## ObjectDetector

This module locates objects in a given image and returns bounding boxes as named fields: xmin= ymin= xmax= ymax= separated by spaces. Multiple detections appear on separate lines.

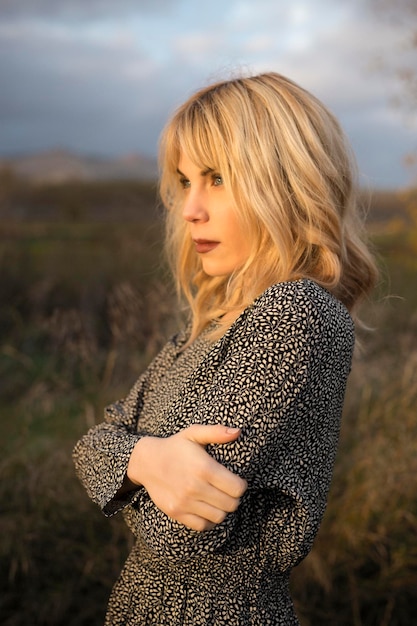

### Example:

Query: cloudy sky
xmin=0 ymin=0 xmax=415 ymax=188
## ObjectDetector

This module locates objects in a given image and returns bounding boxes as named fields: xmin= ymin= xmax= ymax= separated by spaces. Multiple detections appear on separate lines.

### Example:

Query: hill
xmin=0 ymin=149 xmax=158 ymax=183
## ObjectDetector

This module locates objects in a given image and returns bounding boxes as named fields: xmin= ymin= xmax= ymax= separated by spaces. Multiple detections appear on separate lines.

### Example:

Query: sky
xmin=0 ymin=0 xmax=416 ymax=189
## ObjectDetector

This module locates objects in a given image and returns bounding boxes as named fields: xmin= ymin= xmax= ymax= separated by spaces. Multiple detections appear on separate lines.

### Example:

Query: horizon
xmin=0 ymin=1 xmax=416 ymax=190
xmin=1 ymin=147 xmax=413 ymax=192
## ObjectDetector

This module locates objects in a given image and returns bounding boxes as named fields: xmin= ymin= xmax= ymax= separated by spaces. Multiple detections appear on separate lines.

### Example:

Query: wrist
xmin=126 ymin=436 xmax=153 ymax=487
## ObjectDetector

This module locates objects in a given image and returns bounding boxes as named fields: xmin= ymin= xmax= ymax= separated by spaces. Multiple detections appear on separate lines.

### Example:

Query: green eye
xmin=212 ymin=174 xmax=223 ymax=186
xmin=180 ymin=177 xmax=190 ymax=189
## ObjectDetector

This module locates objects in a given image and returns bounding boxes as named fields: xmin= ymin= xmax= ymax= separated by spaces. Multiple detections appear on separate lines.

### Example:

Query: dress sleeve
xmin=72 ymin=335 xmax=182 ymax=515
xmin=123 ymin=283 xmax=354 ymax=568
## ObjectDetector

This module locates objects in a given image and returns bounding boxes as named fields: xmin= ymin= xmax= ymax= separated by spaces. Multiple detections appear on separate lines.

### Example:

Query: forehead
xmin=177 ymin=151 xmax=205 ymax=172
xmin=176 ymin=146 xmax=217 ymax=175
xmin=171 ymin=117 xmax=220 ymax=170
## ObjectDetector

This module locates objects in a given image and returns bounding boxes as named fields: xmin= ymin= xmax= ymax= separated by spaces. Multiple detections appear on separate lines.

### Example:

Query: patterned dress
xmin=73 ymin=279 xmax=355 ymax=625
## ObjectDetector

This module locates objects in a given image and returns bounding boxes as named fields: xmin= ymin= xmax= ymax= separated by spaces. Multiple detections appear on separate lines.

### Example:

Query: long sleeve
xmin=72 ymin=330 xmax=187 ymax=515
xmin=122 ymin=280 xmax=354 ymax=568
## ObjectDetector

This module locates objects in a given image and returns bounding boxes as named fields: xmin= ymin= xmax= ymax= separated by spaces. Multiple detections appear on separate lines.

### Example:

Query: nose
xmin=182 ymin=189 xmax=208 ymax=223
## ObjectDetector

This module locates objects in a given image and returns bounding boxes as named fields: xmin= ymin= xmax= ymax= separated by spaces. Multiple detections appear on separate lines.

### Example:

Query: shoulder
xmin=255 ymin=279 xmax=352 ymax=322
xmin=229 ymin=279 xmax=354 ymax=347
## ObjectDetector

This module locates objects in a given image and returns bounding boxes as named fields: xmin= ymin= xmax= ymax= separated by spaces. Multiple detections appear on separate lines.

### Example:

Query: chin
xmin=201 ymin=262 xmax=227 ymax=277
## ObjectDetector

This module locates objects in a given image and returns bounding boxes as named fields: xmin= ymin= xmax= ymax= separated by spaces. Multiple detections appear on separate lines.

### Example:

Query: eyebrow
xmin=176 ymin=167 xmax=214 ymax=177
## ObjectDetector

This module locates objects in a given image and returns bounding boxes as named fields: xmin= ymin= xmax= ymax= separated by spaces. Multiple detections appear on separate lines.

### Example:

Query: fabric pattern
xmin=73 ymin=279 xmax=355 ymax=625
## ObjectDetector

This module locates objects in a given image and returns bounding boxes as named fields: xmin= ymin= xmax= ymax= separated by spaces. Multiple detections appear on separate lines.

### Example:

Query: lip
xmin=193 ymin=239 xmax=219 ymax=254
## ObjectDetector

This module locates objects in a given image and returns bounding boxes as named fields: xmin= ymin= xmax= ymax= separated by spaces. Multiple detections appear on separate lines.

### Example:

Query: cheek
xmin=232 ymin=216 xmax=251 ymax=251
xmin=234 ymin=229 xmax=251 ymax=264
xmin=224 ymin=202 xmax=251 ymax=261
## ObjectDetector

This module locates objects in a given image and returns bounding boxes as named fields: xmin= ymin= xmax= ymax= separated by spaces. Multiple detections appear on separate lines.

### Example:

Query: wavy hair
xmin=159 ymin=72 xmax=378 ymax=344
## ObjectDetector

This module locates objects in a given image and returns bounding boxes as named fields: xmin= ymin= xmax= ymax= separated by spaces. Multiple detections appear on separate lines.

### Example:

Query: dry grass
xmin=1 ymin=184 xmax=416 ymax=625
xmin=292 ymin=348 xmax=417 ymax=625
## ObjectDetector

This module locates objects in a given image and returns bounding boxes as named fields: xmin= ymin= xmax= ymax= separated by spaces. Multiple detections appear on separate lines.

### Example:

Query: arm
xmin=73 ymin=330 xmax=247 ymax=519
xmin=125 ymin=425 xmax=248 ymax=530
xmin=122 ymin=282 xmax=354 ymax=564
xmin=73 ymin=334 xmax=182 ymax=514
xmin=72 ymin=376 xmax=147 ymax=514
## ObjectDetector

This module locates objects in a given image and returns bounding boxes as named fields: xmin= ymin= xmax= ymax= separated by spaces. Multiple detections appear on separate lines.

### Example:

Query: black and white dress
xmin=73 ymin=279 xmax=355 ymax=625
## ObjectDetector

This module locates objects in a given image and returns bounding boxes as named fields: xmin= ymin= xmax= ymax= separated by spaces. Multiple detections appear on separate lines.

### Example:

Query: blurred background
xmin=0 ymin=1 xmax=416 ymax=625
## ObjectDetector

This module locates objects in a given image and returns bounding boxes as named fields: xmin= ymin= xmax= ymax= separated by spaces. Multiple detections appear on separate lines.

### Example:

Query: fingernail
xmin=226 ymin=427 xmax=240 ymax=434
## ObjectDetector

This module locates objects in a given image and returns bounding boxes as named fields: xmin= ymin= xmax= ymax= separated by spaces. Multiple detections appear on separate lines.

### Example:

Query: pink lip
xmin=193 ymin=239 xmax=219 ymax=254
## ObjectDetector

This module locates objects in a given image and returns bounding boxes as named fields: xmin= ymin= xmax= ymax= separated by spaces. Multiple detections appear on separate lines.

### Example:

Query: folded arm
xmin=123 ymin=286 xmax=353 ymax=564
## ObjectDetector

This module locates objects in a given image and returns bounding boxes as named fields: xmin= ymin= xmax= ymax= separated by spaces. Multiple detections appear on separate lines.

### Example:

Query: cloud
xmin=0 ymin=0 xmax=413 ymax=186
xmin=0 ymin=0 xmax=178 ymax=20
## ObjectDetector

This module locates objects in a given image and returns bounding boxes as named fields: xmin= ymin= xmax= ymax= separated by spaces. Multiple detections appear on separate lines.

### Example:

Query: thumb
xmin=185 ymin=424 xmax=241 ymax=446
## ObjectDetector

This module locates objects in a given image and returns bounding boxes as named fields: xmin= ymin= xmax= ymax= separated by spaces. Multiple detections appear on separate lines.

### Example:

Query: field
xmin=0 ymin=178 xmax=416 ymax=625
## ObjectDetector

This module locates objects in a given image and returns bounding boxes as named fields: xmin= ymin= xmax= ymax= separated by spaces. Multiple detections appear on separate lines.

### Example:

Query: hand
xmin=127 ymin=424 xmax=248 ymax=531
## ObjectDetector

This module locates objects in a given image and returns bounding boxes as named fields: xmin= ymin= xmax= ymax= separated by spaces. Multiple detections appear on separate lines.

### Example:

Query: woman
xmin=73 ymin=72 xmax=377 ymax=625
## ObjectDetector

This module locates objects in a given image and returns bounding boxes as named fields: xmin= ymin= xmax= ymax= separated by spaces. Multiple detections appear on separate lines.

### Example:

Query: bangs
xmin=163 ymin=97 xmax=228 ymax=176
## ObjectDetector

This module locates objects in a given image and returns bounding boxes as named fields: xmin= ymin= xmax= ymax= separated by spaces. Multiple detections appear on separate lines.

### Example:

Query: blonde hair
xmin=159 ymin=72 xmax=378 ymax=344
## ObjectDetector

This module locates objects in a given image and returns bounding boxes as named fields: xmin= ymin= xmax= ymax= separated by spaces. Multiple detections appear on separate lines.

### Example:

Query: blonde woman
xmin=73 ymin=72 xmax=377 ymax=625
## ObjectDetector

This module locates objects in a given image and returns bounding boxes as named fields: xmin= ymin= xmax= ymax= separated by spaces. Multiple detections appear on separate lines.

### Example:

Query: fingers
xmin=134 ymin=427 xmax=248 ymax=532
xmin=161 ymin=459 xmax=245 ymax=529
xmin=185 ymin=423 xmax=241 ymax=446
xmin=201 ymin=482 xmax=244 ymax=515
xmin=168 ymin=489 xmax=239 ymax=531
xmin=175 ymin=513 xmax=216 ymax=532
xmin=185 ymin=500 xmax=231 ymax=528
xmin=206 ymin=459 xmax=248 ymax=500
xmin=183 ymin=427 xmax=248 ymax=500
xmin=164 ymin=465 xmax=243 ymax=516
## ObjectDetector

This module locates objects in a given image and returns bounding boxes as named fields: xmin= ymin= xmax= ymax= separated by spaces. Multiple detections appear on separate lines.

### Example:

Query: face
xmin=177 ymin=152 xmax=251 ymax=277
